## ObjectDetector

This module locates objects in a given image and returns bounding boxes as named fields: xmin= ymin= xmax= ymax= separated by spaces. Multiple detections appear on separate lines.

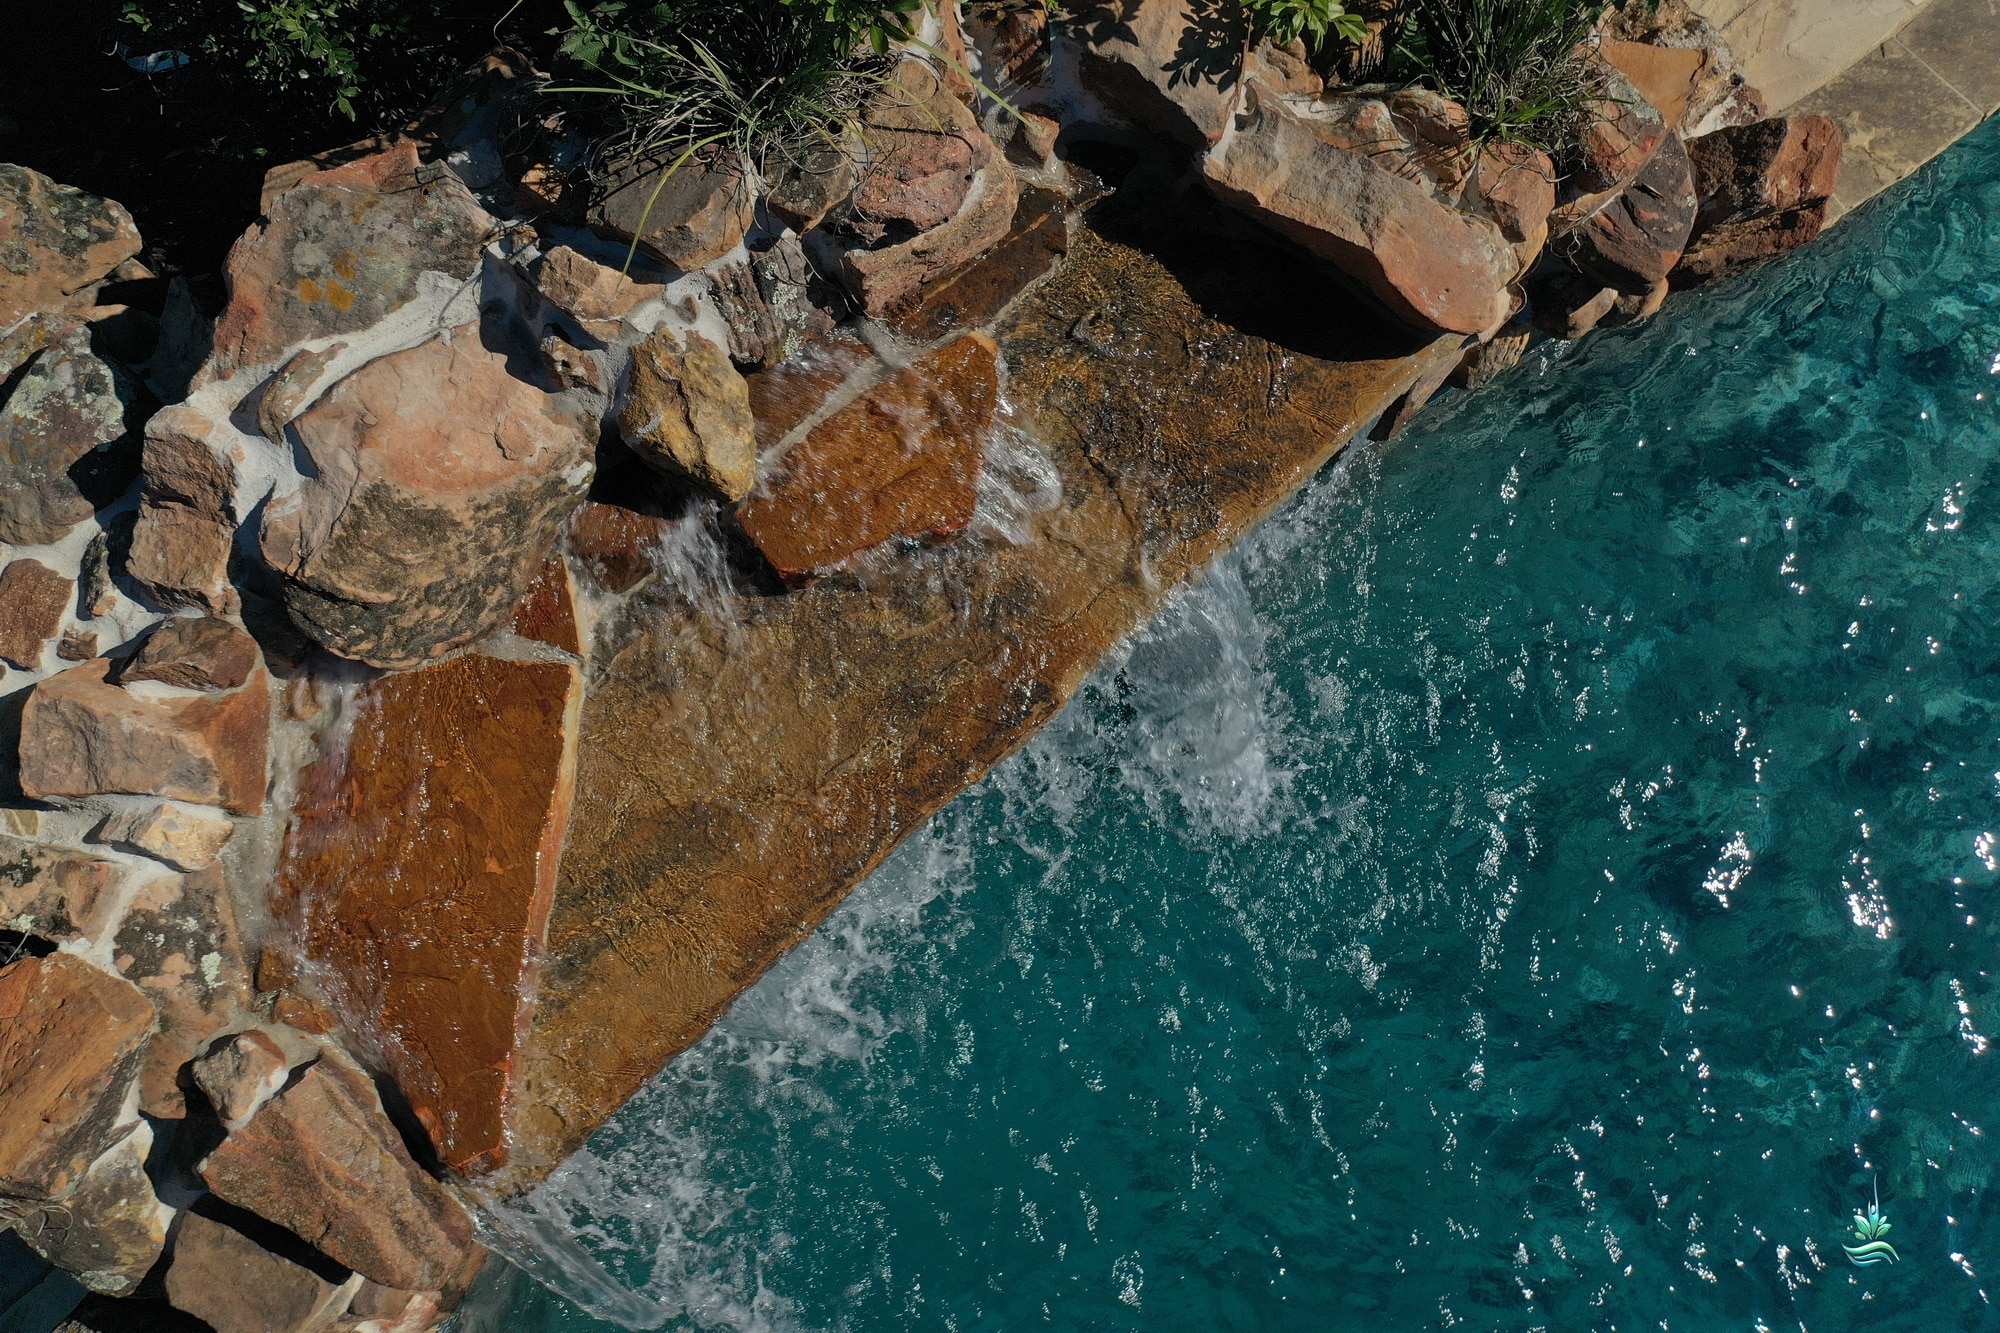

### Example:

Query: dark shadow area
xmin=1070 ymin=141 xmax=1435 ymax=364
xmin=0 ymin=2 xmax=568 ymax=282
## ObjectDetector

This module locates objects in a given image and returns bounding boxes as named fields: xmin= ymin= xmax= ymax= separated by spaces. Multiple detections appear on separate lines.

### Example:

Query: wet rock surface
xmin=257 ymin=321 xmax=596 ymax=669
xmin=0 ymin=952 xmax=154 ymax=1201
xmin=497 ymin=198 xmax=1448 ymax=1187
xmin=738 ymin=332 xmax=1000 ymax=585
xmin=198 ymin=1059 xmax=476 ymax=1289
xmin=272 ymin=645 xmax=581 ymax=1175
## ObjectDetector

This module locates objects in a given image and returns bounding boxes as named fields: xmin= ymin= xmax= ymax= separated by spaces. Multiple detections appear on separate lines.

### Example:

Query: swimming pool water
xmin=464 ymin=116 xmax=2000 ymax=1333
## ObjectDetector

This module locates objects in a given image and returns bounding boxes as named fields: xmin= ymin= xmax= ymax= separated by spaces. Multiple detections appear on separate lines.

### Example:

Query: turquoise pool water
xmin=465 ymin=116 xmax=2000 ymax=1333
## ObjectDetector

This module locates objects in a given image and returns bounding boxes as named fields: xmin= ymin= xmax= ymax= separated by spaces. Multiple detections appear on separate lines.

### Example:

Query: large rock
xmin=164 ymin=1211 xmax=355 ymax=1333
xmin=588 ymin=149 xmax=753 ymax=273
xmin=533 ymin=245 xmax=665 ymax=339
xmin=1557 ymin=129 xmax=1698 ymax=293
xmin=617 ymin=326 xmax=756 ymax=501
xmin=17 ymin=1124 xmax=171 ymax=1296
xmin=191 ymin=1029 xmax=292 ymax=1130
xmin=198 ymin=1059 xmax=477 ymax=1289
xmin=200 ymin=141 xmax=496 ymax=385
xmin=18 ymin=654 xmax=271 ymax=815
xmin=0 ymin=835 xmax=122 ymax=944
xmin=0 ymin=558 xmax=73 ymax=669
xmin=1203 ymin=92 xmax=1517 ymax=335
xmin=565 ymin=500 xmax=670 ymax=596
xmin=114 ymin=822 xmax=208 ymax=913
xmin=835 ymin=60 xmax=1019 ymax=318
xmin=118 ymin=616 xmax=261 ymax=692
xmin=706 ymin=234 xmax=841 ymax=369
xmin=967 ymin=0 xmax=1052 ymax=88
xmin=1674 ymin=115 xmax=1841 ymax=288
xmin=113 ymin=864 xmax=252 ymax=1117
xmin=126 ymin=406 xmax=241 ymax=616
xmin=0 ymin=321 xmax=146 ymax=547
xmin=1560 ymin=65 xmax=1669 ymax=220
xmin=496 ymin=201 xmax=1454 ymax=1191
xmin=882 ymin=184 xmax=1069 ymax=342
xmin=0 ymin=165 xmax=142 ymax=330
xmin=269 ymin=647 xmax=581 ymax=1175
xmin=257 ymin=321 xmax=597 ymax=670
xmin=0 ymin=952 xmax=154 ymax=1201
xmin=737 ymin=332 xmax=999 ymax=585
xmin=1600 ymin=0 xmax=1765 ymax=135
xmin=1069 ymin=0 xmax=1247 ymax=148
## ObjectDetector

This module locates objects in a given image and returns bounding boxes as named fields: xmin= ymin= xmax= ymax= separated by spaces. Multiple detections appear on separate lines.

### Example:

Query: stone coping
xmin=1780 ymin=0 xmax=2000 ymax=220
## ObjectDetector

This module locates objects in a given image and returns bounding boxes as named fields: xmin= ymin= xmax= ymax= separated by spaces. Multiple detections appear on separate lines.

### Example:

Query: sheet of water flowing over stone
xmin=464 ymin=117 xmax=2000 ymax=1332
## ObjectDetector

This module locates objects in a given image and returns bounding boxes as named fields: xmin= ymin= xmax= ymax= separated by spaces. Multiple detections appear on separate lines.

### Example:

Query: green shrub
xmin=552 ymin=0 xmax=951 ymax=180
xmin=117 ymin=0 xmax=525 ymax=126
xmin=1243 ymin=0 xmax=1369 ymax=51
xmin=1383 ymin=0 xmax=1610 ymax=152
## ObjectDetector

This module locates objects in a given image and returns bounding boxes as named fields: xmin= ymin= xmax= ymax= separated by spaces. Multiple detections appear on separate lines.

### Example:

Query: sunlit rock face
xmin=493 ymin=195 xmax=1450 ymax=1191
xmin=197 ymin=140 xmax=494 ymax=387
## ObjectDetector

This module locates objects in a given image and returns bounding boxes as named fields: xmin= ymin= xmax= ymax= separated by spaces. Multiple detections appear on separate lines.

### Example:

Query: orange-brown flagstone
xmin=271 ymin=642 xmax=582 ymax=1175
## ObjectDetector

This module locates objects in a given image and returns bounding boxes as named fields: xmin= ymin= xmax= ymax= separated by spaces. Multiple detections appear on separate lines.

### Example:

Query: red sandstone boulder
xmin=257 ymin=321 xmax=597 ymax=670
xmin=1557 ymin=129 xmax=1698 ymax=293
xmin=835 ymin=60 xmax=1020 ymax=318
xmin=745 ymin=331 xmax=878 ymax=454
xmin=0 ymin=320 xmax=145 ymax=547
xmin=1467 ymin=142 xmax=1557 ymax=266
xmin=566 ymin=501 xmax=670 ymax=595
xmin=165 ymin=1210 xmax=356 ymax=1333
xmin=589 ymin=148 xmax=753 ymax=273
xmin=1070 ymin=0 xmax=1245 ymax=148
xmin=0 ymin=834 xmax=122 ymax=944
xmin=127 ymin=406 xmax=242 ymax=616
xmin=270 ymin=647 xmax=581 ymax=1175
xmin=1674 ymin=116 xmax=1841 ymax=288
xmin=120 ymin=615 xmax=262 ymax=692
xmin=199 ymin=1059 xmax=478 ymax=1289
xmin=92 ymin=800 xmax=235 ymax=871
xmin=738 ymin=332 xmax=999 ymax=585
xmin=115 ymin=864 xmax=253 ymax=1117
xmin=17 ymin=1124 xmax=171 ymax=1295
xmin=618 ymin=325 xmax=757 ymax=501
xmin=0 ymin=558 xmax=73 ymax=669
xmin=967 ymin=0 xmax=1052 ymax=88
xmin=535 ymin=245 xmax=666 ymax=338
xmin=20 ymin=654 xmax=270 ymax=813
xmin=508 ymin=551 xmax=582 ymax=655
xmin=1203 ymin=91 xmax=1517 ymax=335
xmin=192 ymin=1029 xmax=294 ymax=1129
xmin=200 ymin=141 xmax=496 ymax=386
xmin=0 ymin=952 xmax=154 ymax=1201
xmin=1561 ymin=65 xmax=1669 ymax=220
xmin=0 ymin=165 xmax=142 ymax=330
xmin=882 ymin=184 xmax=1070 ymax=342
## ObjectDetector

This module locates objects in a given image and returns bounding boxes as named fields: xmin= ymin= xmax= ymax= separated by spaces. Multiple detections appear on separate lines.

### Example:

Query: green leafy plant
xmin=552 ymin=0 xmax=909 ymax=170
xmin=1381 ymin=0 xmax=1610 ymax=152
xmin=118 ymin=0 xmax=511 ymax=123
xmin=1244 ymin=0 xmax=1369 ymax=50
